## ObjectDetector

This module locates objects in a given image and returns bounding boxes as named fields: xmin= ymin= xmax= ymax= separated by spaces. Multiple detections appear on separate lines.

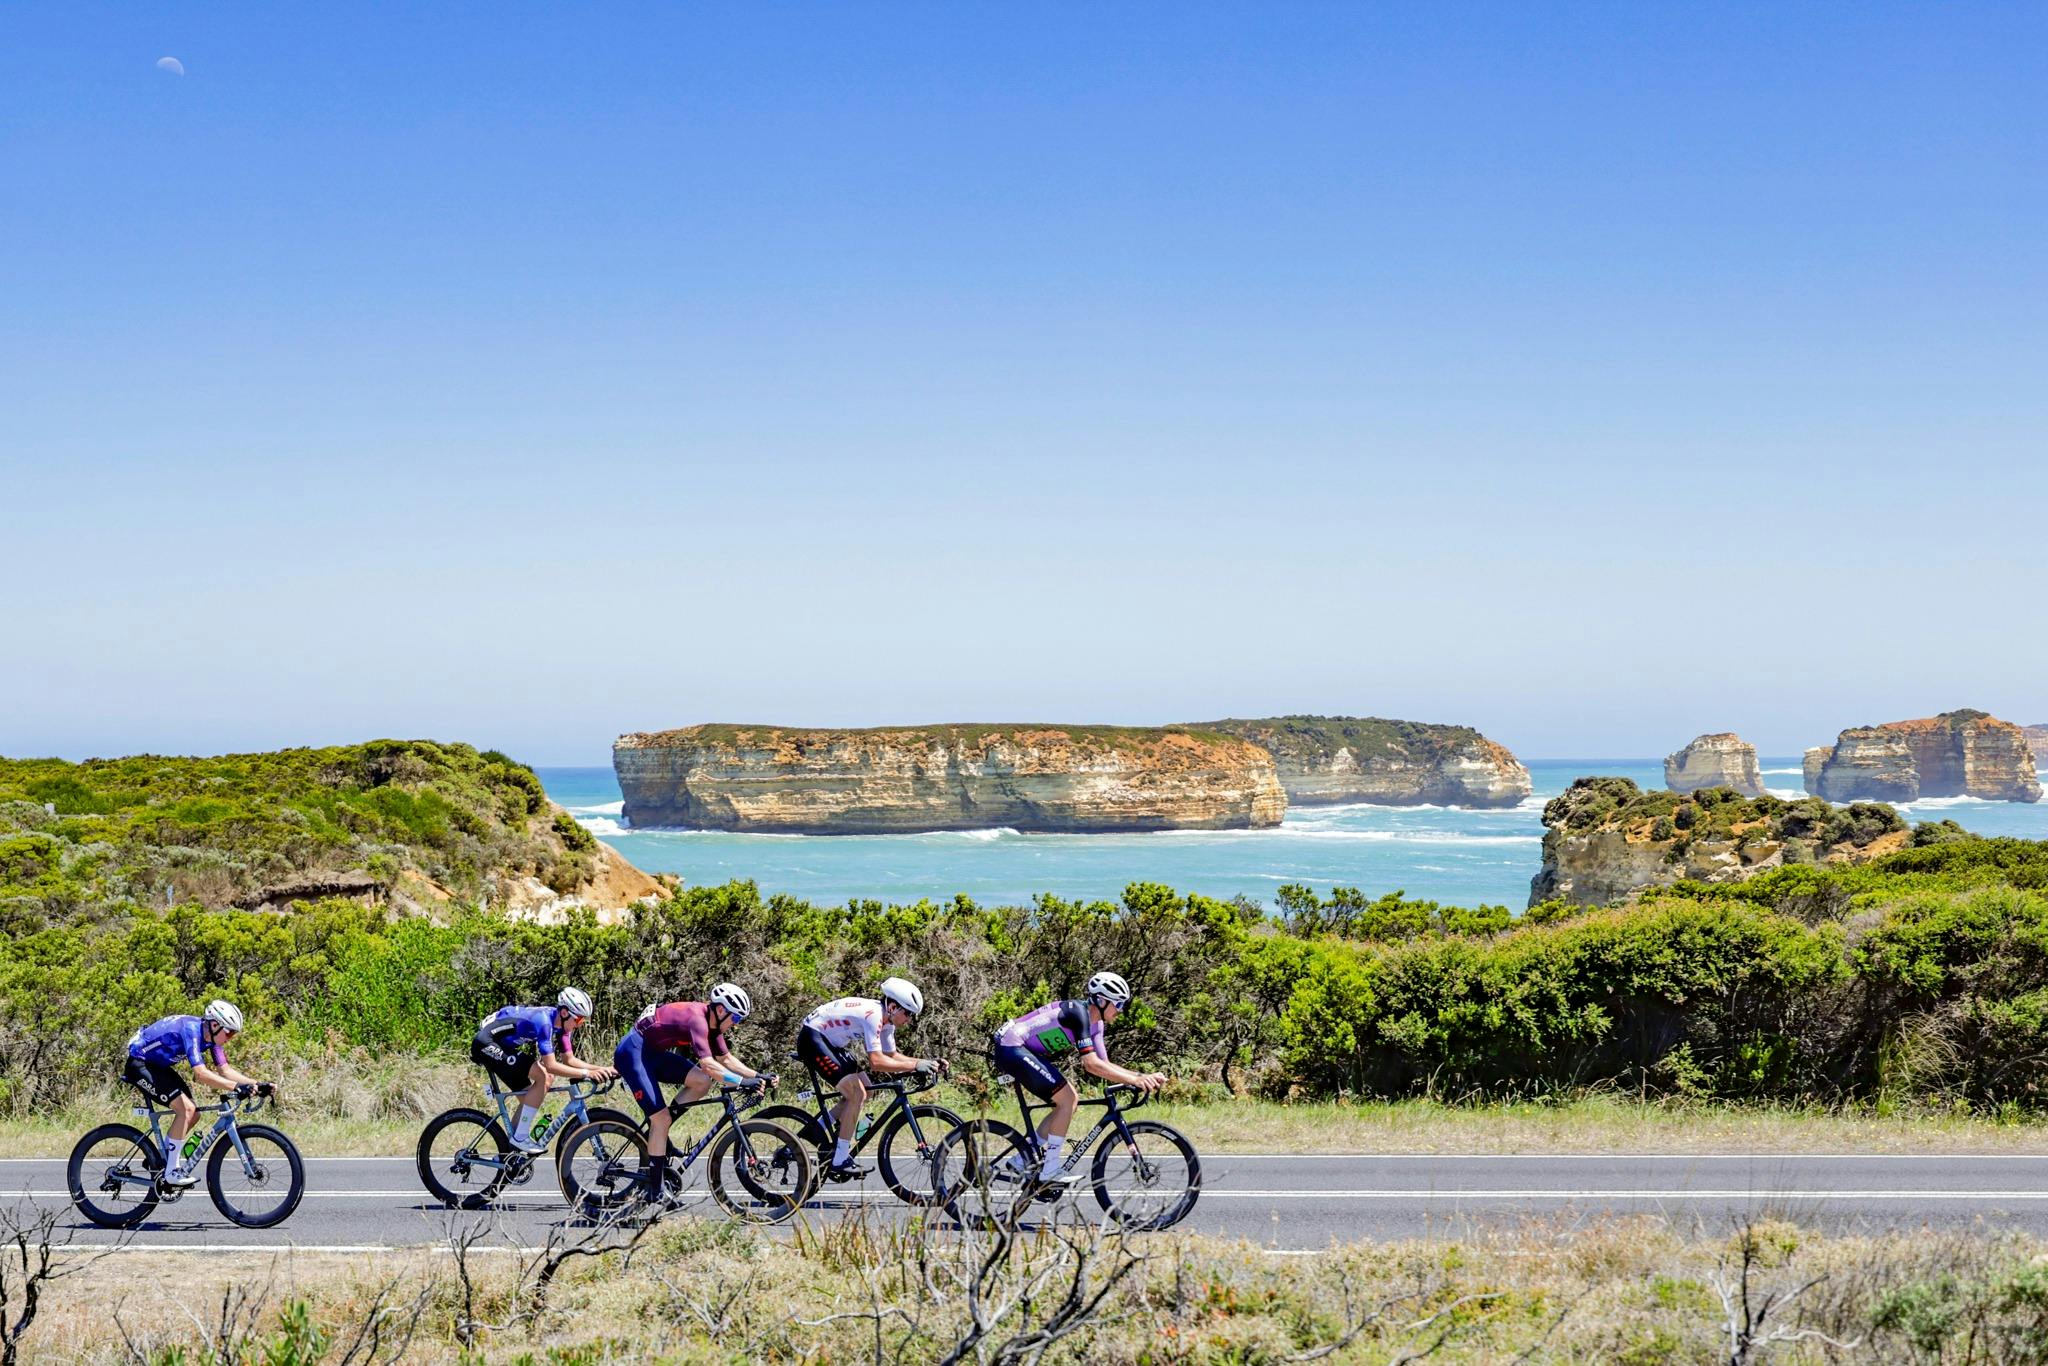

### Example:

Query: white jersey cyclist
xmin=801 ymin=997 xmax=898 ymax=1064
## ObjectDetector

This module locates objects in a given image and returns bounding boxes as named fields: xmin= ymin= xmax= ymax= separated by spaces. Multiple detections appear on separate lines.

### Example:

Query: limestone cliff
xmin=1805 ymin=710 xmax=2042 ymax=803
xmin=614 ymin=724 xmax=1286 ymax=835
xmin=1530 ymin=777 xmax=1907 ymax=908
xmin=1194 ymin=716 xmax=1531 ymax=808
xmin=2025 ymin=725 xmax=2048 ymax=768
xmin=1664 ymin=734 xmax=1764 ymax=798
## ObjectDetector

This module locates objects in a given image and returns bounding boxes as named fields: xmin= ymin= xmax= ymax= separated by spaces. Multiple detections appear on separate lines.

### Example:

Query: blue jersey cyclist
xmin=990 ymin=971 xmax=1166 ymax=1188
xmin=470 ymin=987 xmax=612 ymax=1154
xmin=125 ymin=1000 xmax=272 ymax=1188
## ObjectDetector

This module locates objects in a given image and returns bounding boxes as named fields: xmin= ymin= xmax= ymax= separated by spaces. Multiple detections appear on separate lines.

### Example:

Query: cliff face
xmin=615 ymin=725 xmax=1286 ymax=835
xmin=1530 ymin=777 xmax=1907 ymax=908
xmin=1805 ymin=710 xmax=2042 ymax=803
xmin=1664 ymin=733 xmax=1765 ymax=798
xmin=2025 ymin=726 xmax=2048 ymax=768
xmin=1194 ymin=716 xmax=1531 ymax=808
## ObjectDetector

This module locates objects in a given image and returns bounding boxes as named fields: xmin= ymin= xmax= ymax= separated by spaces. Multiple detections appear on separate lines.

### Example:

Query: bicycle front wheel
xmin=553 ymin=1105 xmax=637 ymax=1176
xmin=68 ymin=1124 xmax=161 ymax=1229
xmin=558 ymin=1117 xmax=649 ymax=1212
xmin=875 ymin=1103 xmax=963 ymax=1206
xmin=417 ymin=1108 xmax=512 ymax=1209
xmin=1091 ymin=1120 xmax=1201 ymax=1231
xmin=706 ymin=1120 xmax=810 ymax=1223
xmin=208 ymin=1124 xmax=305 ymax=1228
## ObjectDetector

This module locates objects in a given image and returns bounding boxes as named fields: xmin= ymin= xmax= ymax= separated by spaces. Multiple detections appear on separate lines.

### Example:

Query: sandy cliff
xmin=1805 ymin=710 xmax=2041 ymax=803
xmin=614 ymin=724 xmax=1286 ymax=834
xmin=1664 ymin=733 xmax=1765 ymax=798
xmin=1195 ymin=716 xmax=1531 ymax=808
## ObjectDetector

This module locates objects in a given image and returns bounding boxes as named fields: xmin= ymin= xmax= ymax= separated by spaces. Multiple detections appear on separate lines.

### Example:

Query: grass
xmin=8 ymin=1057 xmax=2048 ymax=1158
xmin=15 ymin=1214 xmax=2048 ymax=1362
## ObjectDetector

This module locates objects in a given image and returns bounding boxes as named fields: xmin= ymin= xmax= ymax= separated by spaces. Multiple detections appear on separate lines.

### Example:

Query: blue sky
xmin=4 ymin=4 xmax=2043 ymax=764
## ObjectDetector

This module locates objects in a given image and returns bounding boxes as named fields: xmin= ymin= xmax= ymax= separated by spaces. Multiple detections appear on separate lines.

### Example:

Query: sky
xmin=3 ymin=4 xmax=2044 ymax=765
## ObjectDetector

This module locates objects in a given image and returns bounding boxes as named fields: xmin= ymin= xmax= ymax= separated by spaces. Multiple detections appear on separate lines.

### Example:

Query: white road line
xmin=13 ymin=1188 xmax=2048 ymax=1202
xmin=7 ymin=1152 xmax=2048 ymax=1164
xmin=61 ymin=1244 xmax=553 ymax=1254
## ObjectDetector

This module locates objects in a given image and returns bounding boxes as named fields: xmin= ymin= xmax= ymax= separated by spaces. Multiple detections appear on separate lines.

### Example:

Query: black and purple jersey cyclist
xmin=987 ymin=971 xmax=1168 ymax=1185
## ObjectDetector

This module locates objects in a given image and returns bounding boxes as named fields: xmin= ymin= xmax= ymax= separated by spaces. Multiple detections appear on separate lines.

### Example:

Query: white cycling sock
xmin=833 ymin=1139 xmax=852 ymax=1165
xmin=513 ymin=1104 xmax=539 ymax=1142
xmin=1039 ymin=1136 xmax=1066 ymax=1177
xmin=162 ymin=1136 xmax=177 ymax=1167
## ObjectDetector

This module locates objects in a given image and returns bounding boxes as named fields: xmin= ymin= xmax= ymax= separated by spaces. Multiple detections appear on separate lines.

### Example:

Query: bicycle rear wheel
xmin=417 ymin=1108 xmax=513 ymax=1209
xmin=553 ymin=1105 xmax=636 ymax=1177
xmin=1091 ymin=1120 xmax=1200 ymax=1231
xmin=875 ymin=1103 xmax=963 ymax=1206
xmin=930 ymin=1118 xmax=1033 ymax=1229
xmin=208 ymin=1124 xmax=305 ymax=1228
xmin=706 ymin=1120 xmax=810 ymax=1223
xmin=68 ymin=1124 xmax=161 ymax=1229
xmin=558 ymin=1117 xmax=650 ymax=1212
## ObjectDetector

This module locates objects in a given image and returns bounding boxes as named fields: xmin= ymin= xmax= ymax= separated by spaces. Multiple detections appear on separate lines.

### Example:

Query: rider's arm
xmin=864 ymin=1049 xmax=921 ymax=1075
xmin=707 ymin=1052 xmax=759 ymax=1080
xmin=1079 ymin=1053 xmax=1165 ymax=1089
xmin=193 ymin=1060 xmax=262 ymax=1091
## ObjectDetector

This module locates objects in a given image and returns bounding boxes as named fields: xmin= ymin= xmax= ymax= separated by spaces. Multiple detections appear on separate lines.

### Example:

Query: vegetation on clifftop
xmin=1197 ymin=714 xmax=1504 ymax=764
xmin=618 ymin=722 xmax=1246 ymax=752
xmin=0 ymin=740 xmax=600 ymax=926
xmin=1543 ymin=775 xmax=1909 ymax=855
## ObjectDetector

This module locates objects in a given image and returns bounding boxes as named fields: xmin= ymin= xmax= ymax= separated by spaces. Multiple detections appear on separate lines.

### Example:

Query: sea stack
xmin=613 ymin=724 xmax=1286 ymax=834
xmin=1194 ymin=715 xmax=1531 ymax=808
xmin=1664 ymin=733 xmax=1765 ymax=798
xmin=1805 ymin=710 xmax=2042 ymax=804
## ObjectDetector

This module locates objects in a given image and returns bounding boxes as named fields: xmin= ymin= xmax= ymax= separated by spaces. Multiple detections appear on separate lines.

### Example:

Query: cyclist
xmin=471 ymin=987 xmax=606 ymax=1154
xmin=124 ymin=1000 xmax=272 ymax=1187
xmin=614 ymin=983 xmax=768 ymax=1200
xmin=989 ymin=971 xmax=1166 ymax=1189
xmin=797 ymin=977 xmax=947 ymax=1182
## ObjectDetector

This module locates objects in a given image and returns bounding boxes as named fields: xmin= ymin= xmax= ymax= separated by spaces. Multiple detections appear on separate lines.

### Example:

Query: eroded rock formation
xmin=1530 ymin=777 xmax=1907 ymax=907
xmin=1805 ymin=710 xmax=2042 ymax=803
xmin=614 ymin=725 xmax=1286 ymax=834
xmin=1664 ymin=733 xmax=1765 ymax=798
xmin=1194 ymin=716 xmax=1531 ymax=808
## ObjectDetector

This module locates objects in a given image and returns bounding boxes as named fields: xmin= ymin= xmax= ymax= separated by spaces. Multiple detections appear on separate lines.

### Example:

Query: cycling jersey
xmin=634 ymin=1001 xmax=726 ymax=1058
xmin=128 ymin=1016 xmax=225 ymax=1070
xmin=481 ymin=1005 xmax=561 ymax=1057
xmin=801 ymin=998 xmax=897 ymax=1056
xmin=995 ymin=1000 xmax=1104 ymax=1063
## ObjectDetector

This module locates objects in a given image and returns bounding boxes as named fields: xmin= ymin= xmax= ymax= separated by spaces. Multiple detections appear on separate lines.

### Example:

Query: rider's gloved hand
xmin=256 ymin=1082 xmax=276 ymax=1097
xmin=914 ymin=1059 xmax=939 ymax=1077
xmin=233 ymin=1083 xmax=255 ymax=1098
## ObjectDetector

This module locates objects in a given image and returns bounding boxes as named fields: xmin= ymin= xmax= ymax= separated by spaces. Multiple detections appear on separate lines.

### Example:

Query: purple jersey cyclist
xmin=123 ymin=1000 xmax=270 ymax=1188
xmin=612 ymin=984 xmax=770 ymax=1201
xmin=988 ymin=972 xmax=1167 ymax=1186
xmin=469 ymin=988 xmax=608 ymax=1155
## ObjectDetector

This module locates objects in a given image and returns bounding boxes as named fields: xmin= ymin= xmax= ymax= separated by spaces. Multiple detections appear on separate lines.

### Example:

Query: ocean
xmin=537 ymin=760 xmax=2048 ymax=911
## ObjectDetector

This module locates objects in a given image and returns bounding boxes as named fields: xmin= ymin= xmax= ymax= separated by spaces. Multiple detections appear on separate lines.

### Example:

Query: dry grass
xmin=9 ymin=1060 xmax=2048 ymax=1159
xmin=10 ymin=1211 xmax=2048 ymax=1363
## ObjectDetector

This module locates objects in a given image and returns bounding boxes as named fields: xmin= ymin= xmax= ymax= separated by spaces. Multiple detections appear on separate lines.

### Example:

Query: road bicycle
xmin=417 ymin=1076 xmax=636 ymax=1209
xmin=556 ymin=1080 xmax=811 ymax=1224
xmin=754 ymin=1052 xmax=963 ymax=1205
xmin=69 ymin=1085 xmax=304 ymax=1229
xmin=932 ymin=1074 xmax=1200 ymax=1232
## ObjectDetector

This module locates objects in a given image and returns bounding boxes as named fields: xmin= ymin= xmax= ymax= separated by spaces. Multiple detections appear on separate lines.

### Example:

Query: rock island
xmin=1193 ymin=715 xmax=1531 ymax=808
xmin=614 ymin=724 xmax=1286 ymax=834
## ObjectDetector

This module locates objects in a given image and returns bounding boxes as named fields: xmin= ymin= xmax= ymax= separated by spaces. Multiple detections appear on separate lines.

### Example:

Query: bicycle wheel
xmin=706 ymin=1120 xmax=810 ymax=1223
xmin=1091 ymin=1120 xmax=1201 ymax=1231
xmin=558 ymin=1117 xmax=650 ymax=1211
xmin=416 ymin=1108 xmax=513 ymax=1209
xmin=552 ymin=1105 xmax=636 ymax=1176
xmin=930 ymin=1117 xmax=1033 ymax=1229
xmin=875 ymin=1103 xmax=963 ymax=1206
xmin=208 ymin=1125 xmax=306 ymax=1228
xmin=68 ymin=1124 xmax=161 ymax=1229
xmin=752 ymin=1104 xmax=830 ymax=1199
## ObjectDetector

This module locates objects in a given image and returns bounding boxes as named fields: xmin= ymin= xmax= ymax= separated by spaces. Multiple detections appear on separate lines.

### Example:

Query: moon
xmin=156 ymin=56 xmax=185 ymax=76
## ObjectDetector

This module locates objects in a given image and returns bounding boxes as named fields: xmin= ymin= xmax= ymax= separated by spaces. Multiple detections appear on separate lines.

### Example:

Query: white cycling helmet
xmin=204 ymin=999 xmax=245 ymax=1033
xmin=558 ymin=987 xmax=593 ymax=1018
xmin=708 ymin=982 xmax=752 ymax=1021
xmin=878 ymin=977 xmax=924 ymax=1016
xmin=1085 ymin=972 xmax=1132 ymax=1008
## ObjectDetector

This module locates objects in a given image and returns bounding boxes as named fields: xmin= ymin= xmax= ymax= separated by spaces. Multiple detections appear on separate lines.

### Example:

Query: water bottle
xmin=181 ymin=1133 xmax=202 ymax=1162
xmin=532 ymin=1109 xmax=555 ymax=1142
xmin=853 ymin=1115 xmax=871 ymax=1142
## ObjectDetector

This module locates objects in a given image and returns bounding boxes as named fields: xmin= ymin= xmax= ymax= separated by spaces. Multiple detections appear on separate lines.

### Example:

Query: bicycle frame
xmin=460 ymin=1076 xmax=615 ymax=1176
xmin=1001 ymin=1076 xmax=1148 ymax=1166
xmin=660 ymin=1083 xmax=767 ymax=1171
xmin=121 ymin=1093 xmax=271 ymax=1191
xmin=791 ymin=1057 xmax=941 ymax=1157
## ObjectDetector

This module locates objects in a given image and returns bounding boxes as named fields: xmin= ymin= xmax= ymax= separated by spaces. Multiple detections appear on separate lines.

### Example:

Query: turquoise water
xmin=539 ymin=760 xmax=2048 ymax=911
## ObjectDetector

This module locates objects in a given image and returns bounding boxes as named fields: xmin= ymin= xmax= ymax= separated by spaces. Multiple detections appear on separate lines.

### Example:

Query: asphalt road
xmin=10 ymin=1154 xmax=2048 ymax=1253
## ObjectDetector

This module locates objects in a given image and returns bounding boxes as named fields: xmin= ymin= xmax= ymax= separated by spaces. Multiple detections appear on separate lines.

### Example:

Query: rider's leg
xmin=831 ymin=1074 xmax=868 ymax=1165
xmin=510 ymin=1055 xmax=548 ymax=1147
xmin=165 ymin=1091 xmax=197 ymax=1164
xmin=1036 ymin=1082 xmax=1078 ymax=1176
